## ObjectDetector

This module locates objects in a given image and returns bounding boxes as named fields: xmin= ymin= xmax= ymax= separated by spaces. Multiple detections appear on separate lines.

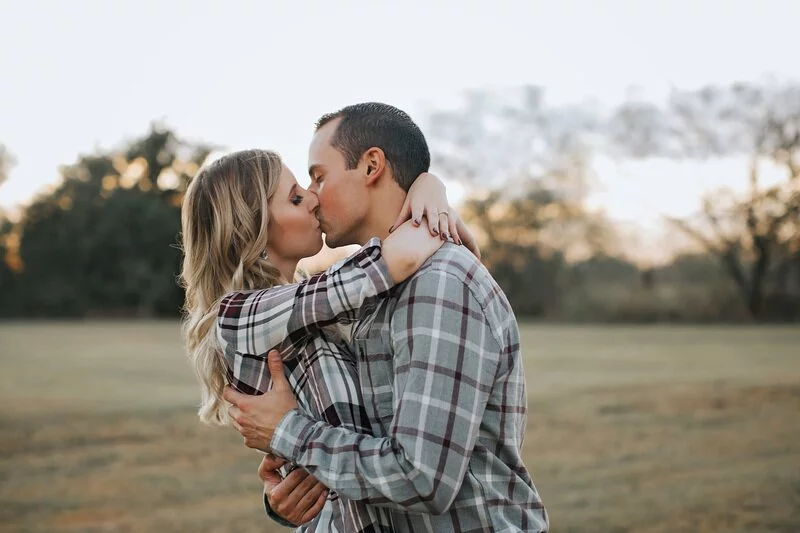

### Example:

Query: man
xmin=224 ymin=103 xmax=548 ymax=532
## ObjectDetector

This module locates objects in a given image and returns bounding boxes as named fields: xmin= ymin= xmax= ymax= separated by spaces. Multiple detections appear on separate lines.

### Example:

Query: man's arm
xmin=269 ymin=269 xmax=501 ymax=514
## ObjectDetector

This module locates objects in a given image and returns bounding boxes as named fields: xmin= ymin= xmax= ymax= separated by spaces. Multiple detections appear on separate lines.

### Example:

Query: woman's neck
xmin=270 ymin=254 xmax=298 ymax=284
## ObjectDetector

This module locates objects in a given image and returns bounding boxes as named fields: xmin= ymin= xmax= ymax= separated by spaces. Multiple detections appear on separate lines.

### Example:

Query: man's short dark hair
xmin=315 ymin=102 xmax=430 ymax=192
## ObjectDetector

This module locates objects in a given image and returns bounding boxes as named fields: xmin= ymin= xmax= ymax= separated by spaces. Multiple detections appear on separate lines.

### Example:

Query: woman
xmin=180 ymin=149 xmax=473 ymax=532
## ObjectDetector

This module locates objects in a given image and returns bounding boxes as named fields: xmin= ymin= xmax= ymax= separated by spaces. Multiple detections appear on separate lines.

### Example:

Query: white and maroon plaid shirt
xmin=217 ymin=240 xmax=396 ymax=532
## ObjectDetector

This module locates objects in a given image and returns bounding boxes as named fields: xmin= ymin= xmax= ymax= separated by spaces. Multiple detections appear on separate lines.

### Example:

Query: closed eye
xmin=291 ymin=194 xmax=303 ymax=206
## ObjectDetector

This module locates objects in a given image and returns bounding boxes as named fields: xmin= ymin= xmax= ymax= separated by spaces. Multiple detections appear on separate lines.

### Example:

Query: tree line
xmin=1 ymin=81 xmax=798 ymax=321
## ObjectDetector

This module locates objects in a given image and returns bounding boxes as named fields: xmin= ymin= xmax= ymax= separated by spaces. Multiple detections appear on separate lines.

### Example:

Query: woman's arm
xmin=216 ymin=224 xmax=443 ymax=392
xmin=217 ymin=239 xmax=393 ymax=363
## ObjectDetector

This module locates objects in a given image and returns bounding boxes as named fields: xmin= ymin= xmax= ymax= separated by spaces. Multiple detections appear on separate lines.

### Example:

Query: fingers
xmin=426 ymin=209 xmax=441 ymax=236
xmin=229 ymin=405 xmax=244 ymax=432
xmin=222 ymin=385 xmax=244 ymax=406
xmin=261 ymin=468 xmax=282 ymax=490
xmin=269 ymin=469 xmax=327 ymax=523
xmin=437 ymin=212 xmax=451 ymax=241
xmin=447 ymin=210 xmax=461 ymax=245
xmin=390 ymin=196 xmax=412 ymax=233
xmin=294 ymin=480 xmax=328 ymax=523
xmin=298 ymin=488 xmax=329 ymax=524
xmin=269 ymin=467 xmax=308 ymax=502
xmin=411 ymin=201 xmax=424 ymax=229
xmin=460 ymin=223 xmax=481 ymax=260
xmin=267 ymin=350 xmax=290 ymax=392
xmin=260 ymin=453 xmax=287 ymax=472
xmin=258 ymin=453 xmax=287 ymax=482
xmin=260 ymin=454 xmax=284 ymax=495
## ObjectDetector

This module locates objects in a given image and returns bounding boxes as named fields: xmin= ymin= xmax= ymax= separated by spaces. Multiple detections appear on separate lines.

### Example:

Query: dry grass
xmin=0 ymin=322 xmax=798 ymax=532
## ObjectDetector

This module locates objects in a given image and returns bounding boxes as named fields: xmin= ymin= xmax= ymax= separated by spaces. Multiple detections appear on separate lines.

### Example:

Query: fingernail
xmin=443 ymin=233 xmax=449 ymax=241
xmin=432 ymin=227 xmax=439 ymax=235
xmin=457 ymin=238 xmax=462 ymax=245
xmin=413 ymin=218 xmax=420 ymax=226
xmin=389 ymin=225 xmax=394 ymax=233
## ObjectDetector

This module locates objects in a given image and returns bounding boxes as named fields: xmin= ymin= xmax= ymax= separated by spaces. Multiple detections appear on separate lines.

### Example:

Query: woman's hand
xmin=455 ymin=217 xmax=481 ymax=260
xmin=382 ymin=219 xmax=444 ymax=283
xmin=390 ymin=172 xmax=481 ymax=260
xmin=390 ymin=172 xmax=462 ymax=243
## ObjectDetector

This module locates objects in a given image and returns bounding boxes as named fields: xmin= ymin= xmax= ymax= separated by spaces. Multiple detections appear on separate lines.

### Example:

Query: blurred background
xmin=1 ymin=0 xmax=798 ymax=532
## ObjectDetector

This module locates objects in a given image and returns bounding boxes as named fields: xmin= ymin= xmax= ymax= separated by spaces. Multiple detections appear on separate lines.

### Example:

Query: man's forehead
xmin=308 ymin=119 xmax=341 ymax=167
xmin=310 ymin=120 xmax=338 ymax=150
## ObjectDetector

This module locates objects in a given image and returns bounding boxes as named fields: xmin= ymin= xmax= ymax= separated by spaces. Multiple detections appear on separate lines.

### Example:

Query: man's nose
xmin=307 ymin=190 xmax=320 ymax=212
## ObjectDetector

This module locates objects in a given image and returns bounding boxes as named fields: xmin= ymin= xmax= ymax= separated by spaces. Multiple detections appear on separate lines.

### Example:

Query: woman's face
xmin=266 ymin=164 xmax=323 ymax=262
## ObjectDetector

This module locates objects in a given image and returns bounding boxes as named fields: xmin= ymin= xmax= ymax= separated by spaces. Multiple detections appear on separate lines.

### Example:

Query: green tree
xmin=0 ymin=146 xmax=19 ymax=312
xmin=11 ymin=124 xmax=212 ymax=317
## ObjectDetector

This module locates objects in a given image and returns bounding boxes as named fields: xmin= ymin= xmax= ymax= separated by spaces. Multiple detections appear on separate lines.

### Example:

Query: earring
xmin=261 ymin=251 xmax=269 ymax=260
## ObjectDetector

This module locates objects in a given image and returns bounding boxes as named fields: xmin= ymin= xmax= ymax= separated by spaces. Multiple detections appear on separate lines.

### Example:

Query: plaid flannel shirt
xmin=217 ymin=239 xmax=396 ymax=532
xmin=270 ymin=243 xmax=549 ymax=533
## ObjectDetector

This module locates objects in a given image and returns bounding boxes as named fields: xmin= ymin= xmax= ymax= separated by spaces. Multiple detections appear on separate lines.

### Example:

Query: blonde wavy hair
xmin=180 ymin=149 xmax=284 ymax=424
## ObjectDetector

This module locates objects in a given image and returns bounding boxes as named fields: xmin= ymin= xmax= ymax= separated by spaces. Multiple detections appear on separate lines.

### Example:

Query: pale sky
xmin=1 ymin=0 xmax=797 ymax=261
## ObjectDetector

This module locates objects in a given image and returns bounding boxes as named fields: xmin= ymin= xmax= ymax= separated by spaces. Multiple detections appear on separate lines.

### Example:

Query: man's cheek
xmin=317 ymin=187 xmax=329 ymax=209
xmin=321 ymin=193 xmax=339 ymax=216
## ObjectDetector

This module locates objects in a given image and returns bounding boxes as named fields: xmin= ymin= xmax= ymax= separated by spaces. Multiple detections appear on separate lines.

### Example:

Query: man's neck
xmin=356 ymin=188 xmax=406 ymax=245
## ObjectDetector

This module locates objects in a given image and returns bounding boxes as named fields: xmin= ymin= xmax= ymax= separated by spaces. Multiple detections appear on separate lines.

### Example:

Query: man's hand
xmin=259 ymin=454 xmax=329 ymax=526
xmin=259 ymin=452 xmax=287 ymax=493
xmin=223 ymin=350 xmax=298 ymax=452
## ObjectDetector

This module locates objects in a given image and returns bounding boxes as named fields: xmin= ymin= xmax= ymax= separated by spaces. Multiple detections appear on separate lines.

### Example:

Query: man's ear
xmin=361 ymin=147 xmax=387 ymax=187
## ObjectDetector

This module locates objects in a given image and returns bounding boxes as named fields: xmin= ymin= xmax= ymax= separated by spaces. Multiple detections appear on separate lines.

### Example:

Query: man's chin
xmin=323 ymin=229 xmax=358 ymax=250
xmin=323 ymin=233 xmax=341 ymax=249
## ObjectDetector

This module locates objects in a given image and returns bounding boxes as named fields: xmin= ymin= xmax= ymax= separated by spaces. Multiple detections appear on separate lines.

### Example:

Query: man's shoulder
xmin=391 ymin=243 xmax=519 ymax=346
xmin=407 ymin=244 xmax=511 ymax=310
xmin=427 ymin=242 xmax=481 ymax=273
xmin=428 ymin=243 xmax=496 ymax=291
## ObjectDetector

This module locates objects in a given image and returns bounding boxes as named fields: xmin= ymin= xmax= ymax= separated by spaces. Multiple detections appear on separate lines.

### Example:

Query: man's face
xmin=307 ymin=119 xmax=369 ymax=248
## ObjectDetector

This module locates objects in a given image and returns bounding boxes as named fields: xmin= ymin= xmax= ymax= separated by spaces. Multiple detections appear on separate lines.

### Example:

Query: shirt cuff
xmin=270 ymin=408 xmax=319 ymax=462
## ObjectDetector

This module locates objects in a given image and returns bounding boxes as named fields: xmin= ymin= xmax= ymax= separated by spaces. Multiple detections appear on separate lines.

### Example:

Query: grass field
xmin=1 ymin=322 xmax=798 ymax=532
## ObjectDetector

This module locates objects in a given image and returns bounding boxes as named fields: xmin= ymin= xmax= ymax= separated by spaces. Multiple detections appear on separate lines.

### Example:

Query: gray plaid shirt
xmin=271 ymin=243 xmax=548 ymax=532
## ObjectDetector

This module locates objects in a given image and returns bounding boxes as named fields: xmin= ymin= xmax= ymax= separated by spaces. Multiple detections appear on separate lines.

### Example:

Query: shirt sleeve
xmin=269 ymin=269 xmax=501 ymax=514
xmin=216 ymin=237 xmax=393 ymax=395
